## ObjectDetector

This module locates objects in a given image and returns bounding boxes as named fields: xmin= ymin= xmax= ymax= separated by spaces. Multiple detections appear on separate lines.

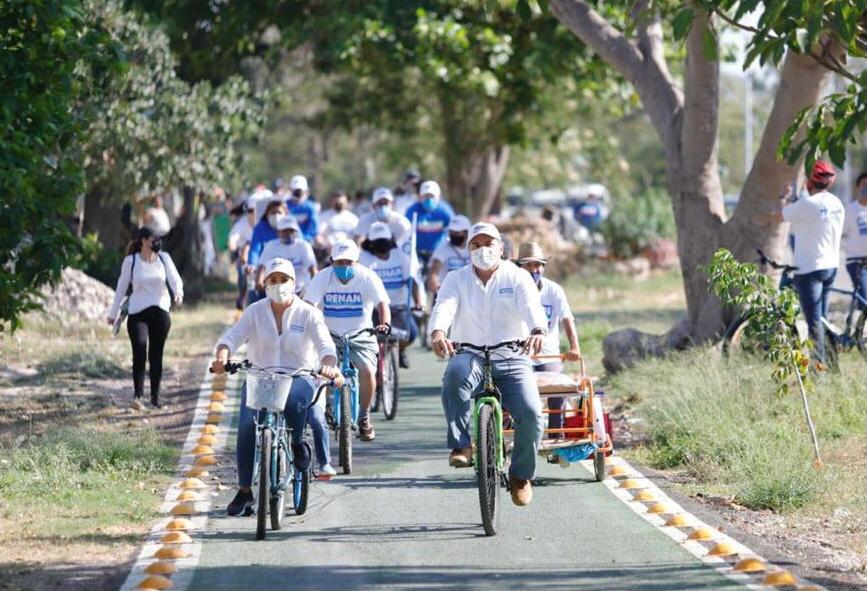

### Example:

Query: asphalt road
xmin=189 ymin=348 xmax=743 ymax=591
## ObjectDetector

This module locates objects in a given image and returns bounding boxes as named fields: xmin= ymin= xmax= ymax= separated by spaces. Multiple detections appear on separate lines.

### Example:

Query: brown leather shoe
xmin=509 ymin=477 xmax=533 ymax=506
xmin=449 ymin=447 xmax=473 ymax=468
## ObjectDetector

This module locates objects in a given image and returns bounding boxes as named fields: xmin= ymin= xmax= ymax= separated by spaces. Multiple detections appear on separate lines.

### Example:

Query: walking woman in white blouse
xmin=108 ymin=227 xmax=184 ymax=410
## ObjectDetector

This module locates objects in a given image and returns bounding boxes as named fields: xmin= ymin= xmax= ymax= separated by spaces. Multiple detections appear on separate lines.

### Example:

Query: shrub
xmin=601 ymin=188 xmax=675 ymax=258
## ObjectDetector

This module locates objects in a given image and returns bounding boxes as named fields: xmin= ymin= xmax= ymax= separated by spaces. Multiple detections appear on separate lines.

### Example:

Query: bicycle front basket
xmin=245 ymin=368 xmax=294 ymax=411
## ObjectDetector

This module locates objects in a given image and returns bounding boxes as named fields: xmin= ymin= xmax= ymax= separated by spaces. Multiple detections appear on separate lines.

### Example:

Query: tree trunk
xmin=168 ymin=186 xmax=205 ymax=301
xmin=82 ymin=187 xmax=130 ymax=253
xmin=445 ymin=146 xmax=510 ymax=218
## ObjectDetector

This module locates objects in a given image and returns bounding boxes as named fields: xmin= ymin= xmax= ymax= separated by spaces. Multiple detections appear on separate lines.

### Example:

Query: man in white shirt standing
xmin=514 ymin=242 xmax=581 ymax=432
xmin=428 ymin=222 xmax=547 ymax=507
xmin=354 ymin=187 xmax=412 ymax=246
xmin=304 ymin=240 xmax=392 ymax=441
xmin=843 ymin=172 xmax=867 ymax=309
xmin=779 ymin=160 xmax=845 ymax=363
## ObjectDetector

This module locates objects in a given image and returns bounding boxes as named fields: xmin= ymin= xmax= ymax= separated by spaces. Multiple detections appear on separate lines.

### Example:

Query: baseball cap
xmin=448 ymin=215 xmax=471 ymax=233
xmin=419 ymin=180 xmax=441 ymax=199
xmin=331 ymin=239 xmax=360 ymax=262
xmin=265 ymin=257 xmax=296 ymax=280
xmin=372 ymin=187 xmax=394 ymax=203
xmin=276 ymin=216 xmax=300 ymax=232
xmin=809 ymin=160 xmax=836 ymax=186
xmin=367 ymin=221 xmax=393 ymax=241
xmin=289 ymin=175 xmax=309 ymax=192
xmin=468 ymin=222 xmax=501 ymax=242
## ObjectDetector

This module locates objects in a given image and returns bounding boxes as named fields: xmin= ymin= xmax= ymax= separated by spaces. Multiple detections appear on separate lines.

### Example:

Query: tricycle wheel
xmin=593 ymin=449 xmax=605 ymax=482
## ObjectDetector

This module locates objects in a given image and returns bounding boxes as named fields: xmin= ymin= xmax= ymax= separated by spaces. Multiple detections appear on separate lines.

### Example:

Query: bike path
xmin=188 ymin=348 xmax=743 ymax=591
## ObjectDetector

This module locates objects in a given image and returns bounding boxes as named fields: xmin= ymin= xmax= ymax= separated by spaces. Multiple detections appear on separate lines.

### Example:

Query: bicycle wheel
xmin=256 ymin=428 xmax=272 ymax=541
xmin=593 ymin=448 xmax=606 ymax=482
xmin=476 ymin=404 xmax=501 ymax=537
xmin=823 ymin=326 xmax=839 ymax=371
xmin=292 ymin=441 xmax=311 ymax=515
xmin=854 ymin=307 xmax=867 ymax=362
xmin=722 ymin=313 xmax=753 ymax=356
xmin=381 ymin=345 xmax=399 ymax=421
xmin=339 ymin=383 xmax=353 ymax=475
xmin=270 ymin=441 xmax=287 ymax=531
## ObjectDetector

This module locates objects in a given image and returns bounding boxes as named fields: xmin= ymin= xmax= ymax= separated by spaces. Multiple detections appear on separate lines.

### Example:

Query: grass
xmin=610 ymin=348 xmax=867 ymax=513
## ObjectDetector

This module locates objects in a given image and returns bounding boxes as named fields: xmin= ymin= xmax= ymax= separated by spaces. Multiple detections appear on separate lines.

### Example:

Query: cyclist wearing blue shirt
xmin=405 ymin=180 xmax=453 ymax=268
xmin=287 ymin=175 xmax=319 ymax=242
xmin=247 ymin=198 xmax=288 ymax=305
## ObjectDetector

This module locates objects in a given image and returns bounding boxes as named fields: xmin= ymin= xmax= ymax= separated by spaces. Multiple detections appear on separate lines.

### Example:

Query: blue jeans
xmin=307 ymin=403 xmax=331 ymax=467
xmin=236 ymin=376 xmax=313 ymax=488
xmin=441 ymin=351 xmax=544 ymax=480
xmin=792 ymin=268 xmax=836 ymax=363
xmin=846 ymin=262 xmax=867 ymax=311
xmin=246 ymin=288 xmax=265 ymax=307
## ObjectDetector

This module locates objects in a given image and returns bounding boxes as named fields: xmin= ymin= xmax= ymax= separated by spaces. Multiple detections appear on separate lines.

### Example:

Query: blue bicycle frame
xmin=331 ymin=333 xmax=362 ymax=427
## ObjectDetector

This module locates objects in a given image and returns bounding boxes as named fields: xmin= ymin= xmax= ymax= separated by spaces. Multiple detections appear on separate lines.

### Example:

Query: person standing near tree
xmin=143 ymin=193 xmax=172 ymax=238
xmin=108 ymin=227 xmax=184 ymax=410
xmin=843 ymin=172 xmax=867 ymax=309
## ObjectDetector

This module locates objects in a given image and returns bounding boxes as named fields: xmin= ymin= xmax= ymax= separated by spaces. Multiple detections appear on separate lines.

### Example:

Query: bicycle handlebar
xmin=756 ymin=249 xmax=797 ymax=273
xmin=455 ymin=339 xmax=524 ymax=353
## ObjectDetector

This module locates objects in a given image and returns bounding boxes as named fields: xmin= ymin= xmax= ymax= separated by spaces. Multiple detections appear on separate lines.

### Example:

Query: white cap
xmin=276 ymin=216 xmax=300 ymax=232
xmin=289 ymin=175 xmax=308 ymax=192
xmin=448 ymin=215 xmax=471 ymax=233
xmin=372 ymin=187 xmax=393 ymax=203
xmin=469 ymin=221 xmax=501 ymax=242
xmin=265 ymin=257 xmax=296 ymax=280
xmin=331 ymin=239 xmax=360 ymax=263
xmin=420 ymin=180 xmax=441 ymax=199
xmin=367 ymin=221 xmax=393 ymax=241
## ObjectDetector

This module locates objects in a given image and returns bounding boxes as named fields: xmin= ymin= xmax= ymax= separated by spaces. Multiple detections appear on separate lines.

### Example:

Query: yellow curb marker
xmin=137 ymin=574 xmax=173 ymax=589
xmin=733 ymin=557 xmax=767 ymax=573
xmin=161 ymin=531 xmax=193 ymax=544
xmin=179 ymin=478 xmax=206 ymax=490
xmin=201 ymin=424 xmax=221 ymax=434
xmin=169 ymin=502 xmax=197 ymax=516
xmin=164 ymin=518 xmax=193 ymax=531
xmin=197 ymin=434 xmax=217 ymax=445
xmin=707 ymin=542 xmax=738 ymax=556
xmin=190 ymin=444 xmax=214 ymax=456
xmin=176 ymin=490 xmax=204 ymax=502
xmin=762 ymin=571 xmax=797 ymax=586
xmin=205 ymin=413 xmax=222 ymax=424
xmin=618 ymin=479 xmax=644 ymax=489
xmin=686 ymin=527 xmax=715 ymax=541
xmin=632 ymin=490 xmax=656 ymax=501
xmin=144 ymin=562 xmax=178 ymax=575
xmin=210 ymin=391 xmax=227 ymax=401
xmin=154 ymin=545 xmax=189 ymax=560
xmin=207 ymin=401 xmax=225 ymax=412
xmin=185 ymin=467 xmax=209 ymax=478
xmin=664 ymin=514 xmax=692 ymax=527
xmin=195 ymin=455 xmax=217 ymax=466
xmin=646 ymin=503 xmax=673 ymax=514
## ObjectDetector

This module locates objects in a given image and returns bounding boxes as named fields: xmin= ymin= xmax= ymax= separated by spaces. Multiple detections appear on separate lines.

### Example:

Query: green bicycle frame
xmin=472 ymin=348 xmax=506 ymax=471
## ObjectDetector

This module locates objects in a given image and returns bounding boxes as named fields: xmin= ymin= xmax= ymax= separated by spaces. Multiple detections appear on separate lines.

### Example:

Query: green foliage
xmin=0 ymin=0 xmax=124 ymax=331
xmin=691 ymin=1 xmax=867 ymax=171
xmin=601 ymin=188 xmax=675 ymax=258
xmin=704 ymin=248 xmax=810 ymax=394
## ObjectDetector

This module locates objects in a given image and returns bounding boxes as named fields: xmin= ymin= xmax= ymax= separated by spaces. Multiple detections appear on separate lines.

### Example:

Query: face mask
xmin=530 ymin=270 xmax=543 ymax=284
xmin=334 ymin=202 xmax=345 ymax=212
xmin=448 ymin=233 xmax=465 ymax=247
xmin=374 ymin=205 xmax=391 ymax=221
xmin=369 ymin=239 xmax=393 ymax=254
xmin=150 ymin=238 xmax=162 ymax=252
xmin=268 ymin=213 xmax=283 ymax=229
xmin=860 ymin=186 xmax=867 ymax=198
xmin=290 ymin=190 xmax=304 ymax=202
xmin=471 ymin=246 xmax=499 ymax=271
xmin=280 ymin=234 xmax=294 ymax=245
xmin=334 ymin=265 xmax=355 ymax=282
xmin=265 ymin=282 xmax=294 ymax=304
xmin=422 ymin=197 xmax=436 ymax=211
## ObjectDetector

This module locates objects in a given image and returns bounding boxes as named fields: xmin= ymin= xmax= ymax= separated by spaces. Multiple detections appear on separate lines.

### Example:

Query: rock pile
xmin=38 ymin=268 xmax=114 ymax=325
xmin=493 ymin=213 xmax=582 ymax=279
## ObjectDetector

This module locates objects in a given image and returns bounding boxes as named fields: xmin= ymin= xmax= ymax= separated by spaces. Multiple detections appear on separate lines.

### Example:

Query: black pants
xmin=127 ymin=306 xmax=172 ymax=398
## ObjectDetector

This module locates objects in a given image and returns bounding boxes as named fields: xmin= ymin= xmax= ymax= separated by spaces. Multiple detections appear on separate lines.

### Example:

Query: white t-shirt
xmin=782 ymin=191 xmax=844 ymax=274
xmin=394 ymin=194 xmax=415 ymax=215
xmin=258 ymin=238 xmax=317 ymax=291
xmin=303 ymin=265 xmax=390 ymax=335
xmin=145 ymin=207 xmax=171 ymax=237
xmin=359 ymin=249 xmax=418 ymax=306
xmin=354 ymin=211 xmax=412 ymax=244
xmin=228 ymin=216 xmax=253 ymax=252
xmin=537 ymin=278 xmax=573 ymax=358
xmin=843 ymin=200 xmax=867 ymax=259
xmin=109 ymin=253 xmax=184 ymax=318
xmin=431 ymin=241 xmax=470 ymax=280
xmin=319 ymin=209 xmax=359 ymax=246
xmin=217 ymin=297 xmax=336 ymax=371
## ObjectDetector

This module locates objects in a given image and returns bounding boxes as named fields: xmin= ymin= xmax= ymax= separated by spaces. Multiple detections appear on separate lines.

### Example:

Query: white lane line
xmin=581 ymin=456 xmax=824 ymax=590
xmin=118 ymin=362 xmax=240 ymax=591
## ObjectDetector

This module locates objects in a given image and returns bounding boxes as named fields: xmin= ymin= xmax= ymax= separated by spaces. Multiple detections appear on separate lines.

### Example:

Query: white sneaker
xmin=319 ymin=463 xmax=337 ymax=478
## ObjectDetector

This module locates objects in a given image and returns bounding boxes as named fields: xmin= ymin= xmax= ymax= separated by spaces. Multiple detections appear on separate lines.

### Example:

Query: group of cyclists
xmin=216 ymin=169 xmax=582 ymax=511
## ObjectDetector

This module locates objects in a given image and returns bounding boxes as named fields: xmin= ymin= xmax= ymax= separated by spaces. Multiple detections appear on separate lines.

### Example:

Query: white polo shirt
xmin=782 ymin=191 xmax=844 ymax=274
xmin=431 ymin=241 xmax=470 ymax=281
xmin=303 ymin=265 xmax=390 ymax=335
xmin=217 ymin=297 xmax=336 ymax=370
xmin=354 ymin=211 xmax=412 ymax=244
xmin=258 ymin=238 xmax=317 ymax=291
xmin=538 ymin=277 xmax=573 ymax=357
xmin=428 ymin=260 xmax=547 ymax=345
xmin=359 ymin=249 xmax=419 ymax=306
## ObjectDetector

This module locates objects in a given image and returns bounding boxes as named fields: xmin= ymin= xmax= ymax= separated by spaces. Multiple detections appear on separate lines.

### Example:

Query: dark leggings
xmin=127 ymin=306 xmax=171 ymax=398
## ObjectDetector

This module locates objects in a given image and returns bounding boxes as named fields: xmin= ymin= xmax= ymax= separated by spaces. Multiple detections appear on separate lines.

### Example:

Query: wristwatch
xmin=530 ymin=327 xmax=547 ymax=337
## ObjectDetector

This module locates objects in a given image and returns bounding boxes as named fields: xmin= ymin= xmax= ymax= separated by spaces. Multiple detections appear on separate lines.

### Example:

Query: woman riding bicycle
xmin=359 ymin=222 xmax=423 ymax=369
xmin=212 ymin=258 xmax=342 ymax=516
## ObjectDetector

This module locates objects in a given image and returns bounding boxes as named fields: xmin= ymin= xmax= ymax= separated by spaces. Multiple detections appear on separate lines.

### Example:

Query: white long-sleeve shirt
xmin=217 ymin=298 xmax=336 ymax=370
xmin=109 ymin=252 xmax=184 ymax=319
xmin=843 ymin=199 xmax=867 ymax=259
xmin=428 ymin=260 xmax=547 ymax=345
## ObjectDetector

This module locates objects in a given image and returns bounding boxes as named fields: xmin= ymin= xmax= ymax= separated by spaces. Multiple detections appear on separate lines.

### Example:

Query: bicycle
xmin=373 ymin=307 xmax=408 ymax=421
xmin=216 ymin=361 xmax=329 ymax=540
xmin=327 ymin=327 xmax=381 ymax=475
xmin=723 ymin=250 xmax=867 ymax=367
xmin=454 ymin=340 xmax=523 ymax=537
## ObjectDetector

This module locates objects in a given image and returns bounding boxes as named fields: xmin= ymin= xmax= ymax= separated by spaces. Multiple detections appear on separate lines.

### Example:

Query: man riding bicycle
xmin=354 ymin=187 xmax=412 ymax=246
xmin=428 ymin=222 xmax=547 ymax=506
xmin=212 ymin=258 xmax=342 ymax=516
xmin=404 ymin=180 xmax=453 ymax=270
xmin=427 ymin=215 xmax=471 ymax=295
xmin=304 ymin=239 xmax=392 ymax=441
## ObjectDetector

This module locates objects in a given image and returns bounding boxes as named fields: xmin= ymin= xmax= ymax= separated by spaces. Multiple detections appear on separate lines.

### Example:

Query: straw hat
xmin=516 ymin=242 xmax=548 ymax=265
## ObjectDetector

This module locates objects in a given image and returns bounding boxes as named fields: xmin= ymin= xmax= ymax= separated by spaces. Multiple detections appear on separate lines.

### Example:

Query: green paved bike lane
xmin=189 ymin=348 xmax=743 ymax=591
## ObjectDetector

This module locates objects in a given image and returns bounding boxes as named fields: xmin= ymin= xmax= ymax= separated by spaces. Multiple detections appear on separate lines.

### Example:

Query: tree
xmin=0 ymin=0 xmax=123 ymax=330
xmin=550 ymin=0 xmax=845 ymax=340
